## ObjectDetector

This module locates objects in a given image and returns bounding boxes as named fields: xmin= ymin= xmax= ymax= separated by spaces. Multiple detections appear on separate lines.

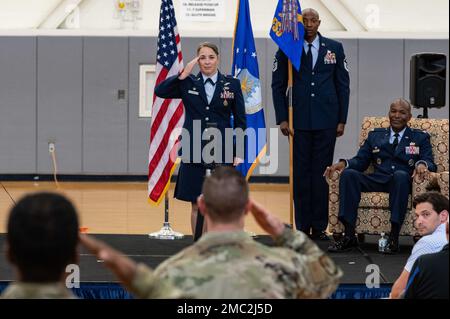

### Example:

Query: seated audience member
xmin=404 ymin=219 xmax=449 ymax=299
xmin=81 ymin=166 xmax=343 ymax=299
xmin=1 ymin=192 xmax=182 ymax=299
xmin=1 ymin=193 xmax=79 ymax=299
xmin=324 ymin=98 xmax=436 ymax=254
xmin=390 ymin=180 xmax=448 ymax=299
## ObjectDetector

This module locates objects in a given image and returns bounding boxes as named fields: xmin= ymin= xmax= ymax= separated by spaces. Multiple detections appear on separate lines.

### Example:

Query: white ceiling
xmin=0 ymin=0 xmax=448 ymax=37
xmin=0 ymin=0 xmax=62 ymax=28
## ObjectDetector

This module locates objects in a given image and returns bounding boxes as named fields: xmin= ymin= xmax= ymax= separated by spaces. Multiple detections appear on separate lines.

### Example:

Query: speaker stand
xmin=416 ymin=106 xmax=429 ymax=119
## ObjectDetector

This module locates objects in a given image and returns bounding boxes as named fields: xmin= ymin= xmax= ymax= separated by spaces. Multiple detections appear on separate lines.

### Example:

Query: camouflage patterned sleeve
xmin=130 ymin=263 xmax=187 ymax=299
xmin=275 ymin=228 xmax=343 ymax=298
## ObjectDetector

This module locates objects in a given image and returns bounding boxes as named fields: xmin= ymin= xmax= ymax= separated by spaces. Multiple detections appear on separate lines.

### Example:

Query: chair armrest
xmin=326 ymin=169 xmax=341 ymax=186
xmin=438 ymin=172 xmax=449 ymax=197
xmin=412 ymin=171 xmax=449 ymax=198
xmin=327 ymin=170 xmax=344 ymax=233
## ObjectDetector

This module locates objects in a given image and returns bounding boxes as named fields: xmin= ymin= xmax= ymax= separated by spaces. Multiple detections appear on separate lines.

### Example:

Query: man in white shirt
xmin=390 ymin=184 xmax=448 ymax=298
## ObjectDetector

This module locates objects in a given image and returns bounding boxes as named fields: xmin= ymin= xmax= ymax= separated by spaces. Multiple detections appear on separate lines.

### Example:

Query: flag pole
xmin=148 ymin=185 xmax=184 ymax=240
xmin=231 ymin=0 xmax=258 ymax=238
xmin=148 ymin=0 xmax=185 ymax=241
xmin=288 ymin=60 xmax=294 ymax=228
xmin=271 ymin=0 xmax=302 ymax=229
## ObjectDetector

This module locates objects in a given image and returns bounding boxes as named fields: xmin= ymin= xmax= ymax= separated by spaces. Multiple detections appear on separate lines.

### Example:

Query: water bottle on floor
xmin=378 ymin=232 xmax=388 ymax=253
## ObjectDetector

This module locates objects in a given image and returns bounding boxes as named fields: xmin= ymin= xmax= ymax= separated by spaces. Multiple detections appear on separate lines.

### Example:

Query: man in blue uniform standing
xmin=272 ymin=8 xmax=350 ymax=239
xmin=324 ymin=98 xmax=436 ymax=254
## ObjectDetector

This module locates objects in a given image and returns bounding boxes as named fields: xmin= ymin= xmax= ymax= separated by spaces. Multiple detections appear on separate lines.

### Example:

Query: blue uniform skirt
xmin=174 ymin=162 xmax=207 ymax=203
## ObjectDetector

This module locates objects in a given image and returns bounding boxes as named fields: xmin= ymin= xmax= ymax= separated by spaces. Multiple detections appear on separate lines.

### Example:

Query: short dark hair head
xmin=302 ymin=8 xmax=320 ymax=19
xmin=390 ymin=98 xmax=412 ymax=113
xmin=413 ymin=179 xmax=449 ymax=214
xmin=7 ymin=192 xmax=79 ymax=282
xmin=202 ymin=166 xmax=248 ymax=223
xmin=197 ymin=42 xmax=219 ymax=56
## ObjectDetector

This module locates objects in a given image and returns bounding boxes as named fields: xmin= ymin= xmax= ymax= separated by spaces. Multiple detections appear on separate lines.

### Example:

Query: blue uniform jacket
xmin=154 ymin=71 xmax=246 ymax=164
xmin=272 ymin=33 xmax=350 ymax=130
xmin=347 ymin=127 xmax=437 ymax=182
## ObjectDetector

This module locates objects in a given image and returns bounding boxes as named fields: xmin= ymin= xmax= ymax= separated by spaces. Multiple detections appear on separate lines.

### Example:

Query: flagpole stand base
xmin=148 ymin=222 xmax=184 ymax=240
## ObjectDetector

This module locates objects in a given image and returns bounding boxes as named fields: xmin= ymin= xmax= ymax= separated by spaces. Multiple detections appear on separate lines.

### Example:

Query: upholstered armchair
xmin=327 ymin=117 xmax=449 ymax=237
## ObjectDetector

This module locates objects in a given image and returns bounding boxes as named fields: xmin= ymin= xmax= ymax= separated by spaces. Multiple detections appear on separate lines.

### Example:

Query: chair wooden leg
xmin=333 ymin=232 xmax=343 ymax=241
xmin=357 ymin=233 xmax=365 ymax=243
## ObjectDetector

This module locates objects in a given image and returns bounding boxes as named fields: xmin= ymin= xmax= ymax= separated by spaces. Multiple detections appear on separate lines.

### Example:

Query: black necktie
xmin=392 ymin=133 xmax=399 ymax=151
xmin=306 ymin=43 xmax=313 ymax=69
xmin=204 ymin=78 xmax=214 ymax=86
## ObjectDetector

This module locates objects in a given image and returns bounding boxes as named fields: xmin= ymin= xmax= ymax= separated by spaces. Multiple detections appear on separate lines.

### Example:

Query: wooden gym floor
xmin=0 ymin=181 xmax=290 ymax=235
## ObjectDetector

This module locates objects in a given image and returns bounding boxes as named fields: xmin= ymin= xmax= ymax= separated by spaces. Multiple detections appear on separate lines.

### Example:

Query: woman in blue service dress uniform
xmin=154 ymin=42 xmax=246 ymax=235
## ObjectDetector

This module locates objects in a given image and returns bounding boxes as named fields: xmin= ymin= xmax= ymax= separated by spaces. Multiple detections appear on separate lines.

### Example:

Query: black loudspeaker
xmin=410 ymin=53 xmax=446 ymax=108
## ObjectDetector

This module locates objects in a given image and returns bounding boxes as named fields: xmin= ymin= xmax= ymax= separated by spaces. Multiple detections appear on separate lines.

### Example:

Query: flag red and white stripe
xmin=148 ymin=0 xmax=185 ymax=204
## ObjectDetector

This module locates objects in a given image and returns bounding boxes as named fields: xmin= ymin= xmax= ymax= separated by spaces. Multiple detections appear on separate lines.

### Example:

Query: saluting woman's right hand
xmin=178 ymin=57 xmax=199 ymax=80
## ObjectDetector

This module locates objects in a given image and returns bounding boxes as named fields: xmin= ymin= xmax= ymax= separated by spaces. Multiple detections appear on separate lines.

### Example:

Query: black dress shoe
xmin=328 ymin=235 xmax=359 ymax=252
xmin=310 ymin=231 xmax=330 ymax=241
xmin=383 ymin=237 xmax=400 ymax=254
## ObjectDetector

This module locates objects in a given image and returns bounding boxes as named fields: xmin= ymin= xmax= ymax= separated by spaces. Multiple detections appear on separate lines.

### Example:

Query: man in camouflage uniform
xmin=82 ymin=166 xmax=342 ymax=298
xmin=1 ymin=193 xmax=79 ymax=299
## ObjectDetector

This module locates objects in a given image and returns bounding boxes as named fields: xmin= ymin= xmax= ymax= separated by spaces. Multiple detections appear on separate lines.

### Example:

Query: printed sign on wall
xmin=180 ymin=0 xmax=225 ymax=22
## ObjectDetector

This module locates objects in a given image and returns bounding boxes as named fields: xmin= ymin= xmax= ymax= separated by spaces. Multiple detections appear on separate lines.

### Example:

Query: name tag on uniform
xmin=405 ymin=146 xmax=420 ymax=155
xmin=372 ymin=147 xmax=380 ymax=153
xmin=188 ymin=90 xmax=199 ymax=95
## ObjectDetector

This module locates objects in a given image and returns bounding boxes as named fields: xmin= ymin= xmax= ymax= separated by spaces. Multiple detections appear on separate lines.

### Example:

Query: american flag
xmin=148 ymin=0 xmax=185 ymax=204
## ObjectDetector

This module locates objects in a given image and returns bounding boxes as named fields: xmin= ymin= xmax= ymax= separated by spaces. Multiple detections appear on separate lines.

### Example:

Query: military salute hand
xmin=178 ymin=57 xmax=199 ymax=80
xmin=279 ymin=121 xmax=294 ymax=137
xmin=412 ymin=163 xmax=429 ymax=179
xmin=249 ymin=199 xmax=285 ymax=238
xmin=323 ymin=161 xmax=346 ymax=179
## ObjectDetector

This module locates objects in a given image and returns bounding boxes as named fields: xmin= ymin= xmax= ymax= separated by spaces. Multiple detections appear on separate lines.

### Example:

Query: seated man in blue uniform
xmin=324 ymin=98 xmax=436 ymax=254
